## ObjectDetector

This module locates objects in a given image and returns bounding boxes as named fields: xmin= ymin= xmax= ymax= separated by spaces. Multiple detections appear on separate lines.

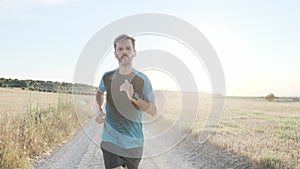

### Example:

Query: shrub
xmin=265 ymin=93 xmax=275 ymax=102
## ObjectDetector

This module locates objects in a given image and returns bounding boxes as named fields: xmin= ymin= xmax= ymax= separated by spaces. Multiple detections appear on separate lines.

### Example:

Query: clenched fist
xmin=119 ymin=79 xmax=134 ymax=98
xmin=95 ymin=110 xmax=105 ymax=124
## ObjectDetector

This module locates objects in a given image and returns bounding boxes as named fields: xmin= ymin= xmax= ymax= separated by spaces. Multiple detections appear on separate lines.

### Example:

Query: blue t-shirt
xmin=99 ymin=69 xmax=155 ymax=149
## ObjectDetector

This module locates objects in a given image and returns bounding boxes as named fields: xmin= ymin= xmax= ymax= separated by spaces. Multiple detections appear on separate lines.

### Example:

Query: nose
xmin=122 ymin=51 xmax=128 ymax=56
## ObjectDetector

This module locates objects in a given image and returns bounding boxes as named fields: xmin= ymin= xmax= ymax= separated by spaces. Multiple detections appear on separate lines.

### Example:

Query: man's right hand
xmin=95 ymin=109 xmax=105 ymax=124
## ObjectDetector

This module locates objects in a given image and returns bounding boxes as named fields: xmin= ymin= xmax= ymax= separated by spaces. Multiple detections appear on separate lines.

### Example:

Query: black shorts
xmin=101 ymin=142 xmax=143 ymax=169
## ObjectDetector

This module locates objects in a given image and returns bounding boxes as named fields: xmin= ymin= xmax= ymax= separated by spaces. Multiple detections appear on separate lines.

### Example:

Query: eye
xmin=118 ymin=47 xmax=123 ymax=51
xmin=126 ymin=47 xmax=131 ymax=51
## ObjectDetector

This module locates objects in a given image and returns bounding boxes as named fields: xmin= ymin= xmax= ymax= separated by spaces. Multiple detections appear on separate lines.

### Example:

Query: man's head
xmin=114 ymin=34 xmax=136 ymax=51
xmin=114 ymin=34 xmax=136 ymax=66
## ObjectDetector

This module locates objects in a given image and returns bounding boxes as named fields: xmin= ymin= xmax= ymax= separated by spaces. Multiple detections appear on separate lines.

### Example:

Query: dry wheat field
xmin=0 ymin=88 xmax=93 ymax=168
xmin=159 ymin=91 xmax=300 ymax=169
xmin=213 ymin=97 xmax=300 ymax=168
xmin=0 ymin=88 xmax=299 ymax=168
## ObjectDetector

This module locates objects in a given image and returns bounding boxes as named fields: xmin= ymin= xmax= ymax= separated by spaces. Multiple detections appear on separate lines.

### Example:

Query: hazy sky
xmin=1 ymin=0 xmax=299 ymax=96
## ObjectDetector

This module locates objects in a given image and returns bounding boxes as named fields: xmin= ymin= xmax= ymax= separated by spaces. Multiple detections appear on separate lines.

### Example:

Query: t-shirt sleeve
xmin=98 ymin=76 xmax=106 ymax=92
xmin=142 ymin=76 xmax=155 ymax=102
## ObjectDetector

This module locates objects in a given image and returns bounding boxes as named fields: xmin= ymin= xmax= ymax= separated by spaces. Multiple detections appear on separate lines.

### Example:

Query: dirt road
xmin=34 ymin=119 xmax=255 ymax=169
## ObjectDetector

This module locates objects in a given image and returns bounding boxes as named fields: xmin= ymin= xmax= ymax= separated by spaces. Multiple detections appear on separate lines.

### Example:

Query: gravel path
xmin=34 ymin=120 xmax=104 ymax=169
xmin=34 ymin=119 xmax=255 ymax=169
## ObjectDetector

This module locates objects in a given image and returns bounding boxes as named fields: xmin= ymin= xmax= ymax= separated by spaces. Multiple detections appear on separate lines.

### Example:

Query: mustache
xmin=121 ymin=54 xmax=129 ymax=58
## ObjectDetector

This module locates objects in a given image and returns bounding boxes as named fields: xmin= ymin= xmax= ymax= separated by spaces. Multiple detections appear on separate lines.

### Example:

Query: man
xmin=95 ymin=34 xmax=157 ymax=169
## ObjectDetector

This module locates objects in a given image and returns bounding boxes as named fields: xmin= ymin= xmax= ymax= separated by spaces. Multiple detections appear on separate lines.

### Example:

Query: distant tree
xmin=9 ymin=79 xmax=26 ymax=88
xmin=0 ymin=77 xmax=96 ymax=94
xmin=25 ymin=80 xmax=31 ymax=89
xmin=265 ymin=93 xmax=276 ymax=102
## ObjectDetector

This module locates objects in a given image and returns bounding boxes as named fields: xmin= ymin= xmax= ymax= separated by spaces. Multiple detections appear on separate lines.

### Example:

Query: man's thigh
xmin=124 ymin=156 xmax=142 ymax=169
xmin=101 ymin=147 xmax=126 ymax=169
xmin=101 ymin=142 xmax=143 ymax=169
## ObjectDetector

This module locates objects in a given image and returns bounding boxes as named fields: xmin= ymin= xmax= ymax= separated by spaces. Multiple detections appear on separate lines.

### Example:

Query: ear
xmin=133 ymin=50 xmax=137 ymax=57
xmin=114 ymin=51 xmax=117 ymax=58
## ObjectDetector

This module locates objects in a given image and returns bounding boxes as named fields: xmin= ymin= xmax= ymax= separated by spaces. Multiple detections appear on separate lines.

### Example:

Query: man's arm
xmin=96 ymin=89 xmax=105 ymax=110
xmin=95 ymin=89 xmax=105 ymax=124
xmin=120 ymin=79 xmax=157 ymax=116
xmin=134 ymin=99 xmax=157 ymax=116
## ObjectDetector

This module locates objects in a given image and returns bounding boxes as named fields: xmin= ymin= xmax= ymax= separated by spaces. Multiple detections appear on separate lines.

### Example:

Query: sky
xmin=1 ymin=0 xmax=299 ymax=96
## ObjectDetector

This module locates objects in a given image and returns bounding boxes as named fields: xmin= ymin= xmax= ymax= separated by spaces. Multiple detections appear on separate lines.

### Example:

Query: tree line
xmin=0 ymin=78 xmax=96 ymax=95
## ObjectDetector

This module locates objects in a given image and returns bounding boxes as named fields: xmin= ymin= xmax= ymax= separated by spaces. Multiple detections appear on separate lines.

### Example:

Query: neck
xmin=119 ymin=64 xmax=132 ymax=75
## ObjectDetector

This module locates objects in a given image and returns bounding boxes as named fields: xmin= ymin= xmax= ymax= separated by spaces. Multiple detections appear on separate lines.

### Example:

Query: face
xmin=114 ymin=39 xmax=136 ymax=66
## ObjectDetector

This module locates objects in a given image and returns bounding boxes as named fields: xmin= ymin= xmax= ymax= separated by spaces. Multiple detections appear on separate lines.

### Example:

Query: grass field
xmin=212 ymin=97 xmax=300 ymax=169
xmin=158 ymin=91 xmax=300 ymax=169
xmin=0 ymin=88 xmax=60 ymax=114
xmin=0 ymin=88 xmax=299 ymax=168
xmin=0 ymin=88 xmax=94 ymax=168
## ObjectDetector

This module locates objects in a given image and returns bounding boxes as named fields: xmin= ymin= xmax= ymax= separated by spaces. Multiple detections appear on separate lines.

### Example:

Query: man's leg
xmin=123 ymin=157 xmax=142 ymax=169
xmin=101 ymin=142 xmax=143 ymax=169
xmin=101 ymin=147 xmax=126 ymax=169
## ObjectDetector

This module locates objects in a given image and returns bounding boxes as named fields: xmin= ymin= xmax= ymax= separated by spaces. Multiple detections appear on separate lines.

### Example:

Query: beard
xmin=118 ymin=55 xmax=133 ymax=66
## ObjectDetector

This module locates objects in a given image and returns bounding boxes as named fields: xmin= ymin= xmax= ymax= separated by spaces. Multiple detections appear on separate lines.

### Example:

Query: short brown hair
xmin=114 ymin=34 xmax=136 ymax=51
